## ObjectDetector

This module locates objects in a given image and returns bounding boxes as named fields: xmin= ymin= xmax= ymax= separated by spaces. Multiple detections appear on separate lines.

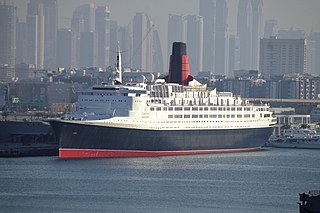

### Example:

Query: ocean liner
xmin=50 ymin=42 xmax=276 ymax=158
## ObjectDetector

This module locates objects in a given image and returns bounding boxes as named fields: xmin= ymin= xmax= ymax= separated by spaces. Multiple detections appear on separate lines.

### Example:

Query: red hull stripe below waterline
xmin=59 ymin=148 xmax=261 ymax=158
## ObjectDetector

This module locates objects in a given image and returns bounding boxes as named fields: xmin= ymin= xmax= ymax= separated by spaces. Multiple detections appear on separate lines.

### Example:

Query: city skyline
xmin=10 ymin=0 xmax=320 ymax=64
xmin=1 ymin=0 xmax=319 ymax=78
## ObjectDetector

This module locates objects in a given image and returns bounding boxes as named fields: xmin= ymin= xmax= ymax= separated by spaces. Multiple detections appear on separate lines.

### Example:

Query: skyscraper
xmin=57 ymin=29 xmax=72 ymax=68
xmin=79 ymin=31 xmax=98 ymax=68
xmin=185 ymin=15 xmax=203 ymax=75
xmin=0 ymin=3 xmax=16 ymax=67
xmin=118 ymin=25 xmax=132 ymax=68
xmin=25 ymin=0 xmax=57 ymax=70
xmin=152 ymin=29 xmax=164 ymax=73
xmin=237 ymin=0 xmax=263 ymax=70
xmin=26 ymin=0 xmax=44 ymax=69
xmin=43 ymin=0 xmax=58 ymax=70
xmin=251 ymin=0 xmax=263 ymax=70
xmin=214 ymin=0 xmax=228 ymax=75
xmin=199 ymin=0 xmax=215 ymax=73
xmin=228 ymin=35 xmax=240 ymax=77
xmin=71 ymin=4 xmax=95 ymax=68
xmin=109 ymin=20 xmax=118 ymax=68
xmin=132 ymin=13 xmax=153 ymax=71
xmin=0 ymin=3 xmax=16 ymax=81
xmin=167 ymin=14 xmax=186 ymax=69
xmin=95 ymin=6 xmax=110 ymax=69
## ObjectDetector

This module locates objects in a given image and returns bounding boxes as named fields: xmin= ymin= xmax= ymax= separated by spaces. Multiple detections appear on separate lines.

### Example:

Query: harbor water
xmin=1 ymin=148 xmax=319 ymax=213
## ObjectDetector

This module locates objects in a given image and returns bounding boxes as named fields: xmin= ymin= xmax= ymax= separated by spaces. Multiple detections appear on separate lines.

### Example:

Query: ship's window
xmin=244 ymin=114 xmax=250 ymax=118
xmin=192 ymin=107 xmax=198 ymax=111
xmin=192 ymin=115 xmax=198 ymax=118
xmin=199 ymin=115 xmax=203 ymax=118
xmin=199 ymin=107 xmax=203 ymax=111
xmin=244 ymin=107 xmax=250 ymax=111
xmin=237 ymin=107 xmax=242 ymax=111
xmin=169 ymin=107 xmax=173 ymax=111
xmin=174 ymin=115 xmax=182 ymax=118
xmin=218 ymin=107 xmax=223 ymax=111
xmin=184 ymin=115 xmax=190 ymax=118
xmin=156 ymin=107 xmax=161 ymax=111
xmin=264 ymin=114 xmax=270 ymax=118
xmin=226 ymin=107 xmax=230 ymax=111
xmin=204 ymin=107 xmax=208 ymax=111
xmin=226 ymin=115 xmax=230 ymax=118
xmin=218 ymin=115 xmax=222 ymax=118
xmin=209 ymin=114 xmax=217 ymax=118
xmin=252 ymin=114 xmax=255 ymax=118
xmin=231 ymin=107 xmax=235 ymax=111
xmin=184 ymin=107 xmax=190 ymax=111
xmin=150 ymin=107 xmax=155 ymax=111
xmin=210 ymin=107 xmax=217 ymax=111
xmin=231 ymin=115 xmax=235 ymax=118
xmin=204 ymin=115 xmax=208 ymax=118
xmin=175 ymin=107 xmax=182 ymax=111
xmin=168 ymin=115 xmax=173 ymax=118
xmin=163 ymin=107 xmax=167 ymax=111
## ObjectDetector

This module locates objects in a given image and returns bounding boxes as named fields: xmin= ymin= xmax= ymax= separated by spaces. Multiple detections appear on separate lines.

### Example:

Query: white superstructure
xmin=63 ymin=80 xmax=276 ymax=131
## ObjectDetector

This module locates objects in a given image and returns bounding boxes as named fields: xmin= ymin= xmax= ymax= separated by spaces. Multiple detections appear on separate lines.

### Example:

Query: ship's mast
xmin=114 ymin=41 xmax=122 ymax=84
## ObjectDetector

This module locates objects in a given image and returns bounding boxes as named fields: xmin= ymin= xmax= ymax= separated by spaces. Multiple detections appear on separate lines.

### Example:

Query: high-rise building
xmin=43 ymin=0 xmax=58 ymax=70
xmin=109 ymin=20 xmax=118 ymax=68
xmin=71 ymin=4 xmax=95 ymax=68
xmin=185 ymin=15 xmax=203 ymax=75
xmin=16 ymin=20 xmax=27 ymax=64
xmin=251 ymin=0 xmax=263 ymax=70
xmin=199 ymin=0 xmax=228 ymax=75
xmin=199 ymin=0 xmax=215 ymax=73
xmin=306 ymin=32 xmax=320 ymax=76
xmin=260 ymin=37 xmax=306 ymax=78
xmin=228 ymin=35 xmax=240 ymax=77
xmin=25 ymin=0 xmax=57 ymax=70
xmin=237 ymin=0 xmax=263 ymax=70
xmin=152 ymin=29 xmax=164 ymax=73
xmin=167 ymin=14 xmax=186 ymax=69
xmin=214 ymin=0 xmax=228 ymax=75
xmin=0 ymin=3 xmax=16 ymax=68
xmin=132 ymin=13 xmax=153 ymax=71
xmin=79 ymin=31 xmax=98 ymax=68
xmin=118 ymin=25 xmax=132 ymax=68
xmin=264 ymin=19 xmax=278 ymax=38
xmin=57 ymin=29 xmax=72 ymax=68
xmin=95 ymin=6 xmax=110 ymax=69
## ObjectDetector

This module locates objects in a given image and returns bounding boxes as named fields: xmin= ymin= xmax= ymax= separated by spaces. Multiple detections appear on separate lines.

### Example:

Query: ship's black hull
xmin=50 ymin=120 xmax=273 ymax=158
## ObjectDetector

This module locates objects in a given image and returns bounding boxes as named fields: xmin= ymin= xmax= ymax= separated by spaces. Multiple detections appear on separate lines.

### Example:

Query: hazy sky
xmin=12 ymin=0 xmax=320 ymax=64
